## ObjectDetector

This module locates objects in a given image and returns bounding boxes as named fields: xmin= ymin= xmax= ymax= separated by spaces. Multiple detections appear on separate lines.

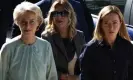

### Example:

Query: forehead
xmin=102 ymin=13 xmax=120 ymax=21
xmin=19 ymin=11 xmax=37 ymax=20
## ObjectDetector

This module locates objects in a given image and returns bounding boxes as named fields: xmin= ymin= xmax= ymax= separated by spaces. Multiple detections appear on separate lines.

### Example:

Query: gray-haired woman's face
xmin=17 ymin=11 xmax=40 ymax=36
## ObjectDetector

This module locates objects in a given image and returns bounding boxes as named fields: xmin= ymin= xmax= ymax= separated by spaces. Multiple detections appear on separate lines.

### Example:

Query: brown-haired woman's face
xmin=101 ymin=13 xmax=121 ymax=40
xmin=52 ymin=6 xmax=69 ymax=31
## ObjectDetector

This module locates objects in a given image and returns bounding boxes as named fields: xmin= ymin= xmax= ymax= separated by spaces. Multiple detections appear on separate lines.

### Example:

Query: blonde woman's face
xmin=52 ymin=6 xmax=69 ymax=31
xmin=101 ymin=13 xmax=121 ymax=41
xmin=17 ymin=11 xmax=40 ymax=36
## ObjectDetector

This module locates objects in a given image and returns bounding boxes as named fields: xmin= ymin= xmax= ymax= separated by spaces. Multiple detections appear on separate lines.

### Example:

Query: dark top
xmin=80 ymin=35 xmax=133 ymax=80
xmin=42 ymin=30 xmax=86 ymax=79
xmin=62 ymin=38 xmax=76 ymax=62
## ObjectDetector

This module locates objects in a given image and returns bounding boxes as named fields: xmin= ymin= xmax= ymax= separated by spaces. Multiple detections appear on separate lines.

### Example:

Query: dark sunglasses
xmin=51 ymin=10 xmax=69 ymax=17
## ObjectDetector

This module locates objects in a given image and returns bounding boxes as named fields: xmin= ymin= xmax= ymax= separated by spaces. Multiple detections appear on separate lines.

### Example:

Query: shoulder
xmin=79 ymin=39 xmax=97 ymax=60
xmin=0 ymin=36 xmax=20 ymax=54
xmin=36 ymin=36 xmax=51 ymax=46
xmin=75 ymin=30 xmax=85 ymax=42
xmin=81 ymin=39 xmax=98 ymax=54
xmin=3 ymin=36 xmax=21 ymax=47
xmin=41 ymin=31 xmax=53 ymax=38
xmin=85 ymin=39 xmax=98 ymax=48
xmin=76 ymin=29 xmax=83 ymax=33
xmin=76 ymin=30 xmax=84 ymax=36
xmin=118 ymin=36 xmax=132 ymax=46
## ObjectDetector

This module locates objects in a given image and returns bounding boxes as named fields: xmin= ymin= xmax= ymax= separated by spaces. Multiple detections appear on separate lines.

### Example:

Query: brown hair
xmin=93 ymin=5 xmax=131 ymax=41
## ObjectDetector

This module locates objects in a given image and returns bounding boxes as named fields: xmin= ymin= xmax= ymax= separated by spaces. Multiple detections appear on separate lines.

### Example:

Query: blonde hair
xmin=43 ymin=0 xmax=77 ymax=39
xmin=13 ymin=1 xmax=44 ymax=26
xmin=93 ymin=5 xmax=131 ymax=41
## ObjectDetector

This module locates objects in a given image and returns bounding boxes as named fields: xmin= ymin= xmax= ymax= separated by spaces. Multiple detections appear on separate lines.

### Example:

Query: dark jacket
xmin=80 ymin=36 xmax=133 ymax=80
xmin=41 ymin=30 xmax=85 ymax=79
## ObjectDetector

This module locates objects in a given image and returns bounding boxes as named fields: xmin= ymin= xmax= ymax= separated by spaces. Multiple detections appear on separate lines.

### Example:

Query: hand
xmin=60 ymin=74 xmax=68 ymax=80
xmin=60 ymin=74 xmax=79 ymax=80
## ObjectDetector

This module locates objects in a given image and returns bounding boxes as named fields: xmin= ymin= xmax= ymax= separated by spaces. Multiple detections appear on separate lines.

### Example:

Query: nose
xmin=108 ymin=23 xmax=114 ymax=30
xmin=56 ymin=15 xmax=62 ymax=19
xmin=25 ymin=22 xmax=31 ymax=29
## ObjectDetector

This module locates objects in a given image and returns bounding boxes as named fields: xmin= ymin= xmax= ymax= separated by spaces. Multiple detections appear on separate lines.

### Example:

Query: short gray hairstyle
xmin=13 ymin=1 xmax=44 ymax=26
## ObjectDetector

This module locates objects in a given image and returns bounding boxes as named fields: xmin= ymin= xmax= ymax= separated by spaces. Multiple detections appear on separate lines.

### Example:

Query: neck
xmin=107 ymin=40 xmax=114 ymax=48
xmin=59 ymin=27 xmax=68 ymax=38
xmin=21 ymin=34 xmax=36 ymax=45
xmin=60 ymin=31 xmax=68 ymax=38
xmin=104 ymin=36 xmax=117 ymax=48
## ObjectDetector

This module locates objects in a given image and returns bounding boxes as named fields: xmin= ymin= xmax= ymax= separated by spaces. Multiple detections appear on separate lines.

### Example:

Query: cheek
xmin=114 ymin=24 xmax=121 ymax=31
xmin=101 ymin=24 xmax=107 ymax=32
xmin=101 ymin=27 xmax=107 ymax=34
xmin=66 ymin=18 xmax=69 ymax=23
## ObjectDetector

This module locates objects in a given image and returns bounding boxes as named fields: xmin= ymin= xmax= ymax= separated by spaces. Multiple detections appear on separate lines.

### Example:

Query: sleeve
xmin=79 ymin=44 xmax=93 ymax=80
xmin=46 ymin=43 xmax=58 ymax=80
xmin=128 ymin=43 xmax=133 ymax=80
xmin=0 ymin=44 xmax=11 ymax=80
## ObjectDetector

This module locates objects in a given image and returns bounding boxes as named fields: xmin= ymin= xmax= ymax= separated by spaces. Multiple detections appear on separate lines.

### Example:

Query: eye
xmin=30 ymin=20 xmax=35 ymax=24
xmin=21 ymin=21 xmax=27 ymax=25
xmin=113 ymin=21 xmax=117 ymax=24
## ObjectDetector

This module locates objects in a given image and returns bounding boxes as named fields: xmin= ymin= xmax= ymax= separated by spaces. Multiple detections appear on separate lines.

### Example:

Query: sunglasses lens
xmin=51 ymin=10 xmax=68 ymax=17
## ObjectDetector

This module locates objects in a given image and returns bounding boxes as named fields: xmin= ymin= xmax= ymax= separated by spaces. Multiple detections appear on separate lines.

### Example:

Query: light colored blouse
xmin=0 ymin=36 xmax=58 ymax=80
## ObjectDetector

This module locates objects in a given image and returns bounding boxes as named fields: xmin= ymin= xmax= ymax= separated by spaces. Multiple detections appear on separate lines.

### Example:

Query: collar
xmin=97 ymin=35 xmax=122 ymax=48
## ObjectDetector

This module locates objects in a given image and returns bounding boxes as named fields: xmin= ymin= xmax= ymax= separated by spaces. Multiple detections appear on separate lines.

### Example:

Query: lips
xmin=24 ymin=30 xmax=31 ymax=32
xmin=109 ymin=32 xmax=114 ymax=33
xmin=56 ymin=19 xmax=63 ymax=22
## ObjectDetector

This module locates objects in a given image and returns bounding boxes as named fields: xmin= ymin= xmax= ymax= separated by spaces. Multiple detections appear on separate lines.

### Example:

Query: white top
xmin=68 ymin=53 xmax=77 ymax=75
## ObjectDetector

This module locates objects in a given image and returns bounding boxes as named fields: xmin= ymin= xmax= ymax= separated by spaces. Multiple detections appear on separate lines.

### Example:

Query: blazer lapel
xmin=73 ymin=34 xmax=81 ymax=57
xmin=52 ymin=33 xmax=68 ymax=61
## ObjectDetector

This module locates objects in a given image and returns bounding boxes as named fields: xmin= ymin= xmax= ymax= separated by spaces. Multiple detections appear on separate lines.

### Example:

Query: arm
xmin=80 ymin=44 xmax=93 ymax=80
xmin=0 ymin=44 xmax=10 ymax=80
xmin=46 ymin=43 xmax=58 ymax=80
xmin=80 ymin=46 xmax=88 ymax=80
